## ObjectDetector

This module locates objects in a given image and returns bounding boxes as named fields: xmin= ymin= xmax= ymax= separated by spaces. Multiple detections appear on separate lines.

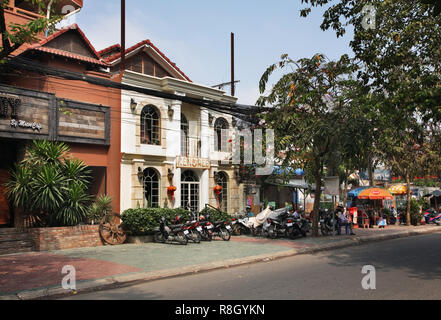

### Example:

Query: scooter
xmin=424 ymin=209 xmax=441 ymax=225
xmin=319 ymin=209 xmax=338 ymax=236
xmin=154 ymin=216 xmax=188 ymax=245
xmin=174 ymin=215 xmax=201 ymax=243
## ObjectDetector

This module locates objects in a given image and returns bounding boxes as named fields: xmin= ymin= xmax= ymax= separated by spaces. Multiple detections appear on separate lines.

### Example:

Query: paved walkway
xmin=1 ymin=224 xmax=440 ymax=300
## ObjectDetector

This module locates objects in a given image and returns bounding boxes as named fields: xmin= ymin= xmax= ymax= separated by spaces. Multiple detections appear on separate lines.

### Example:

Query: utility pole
xmin=231 ymin=32 xmax=235 ymax=97
xmin=120 ymin=0 xmax=126 ymax=74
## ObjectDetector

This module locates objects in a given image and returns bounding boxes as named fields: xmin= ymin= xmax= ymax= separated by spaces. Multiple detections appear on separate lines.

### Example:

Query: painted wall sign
xmin=10 ymin=119 xmax=43 ymax=131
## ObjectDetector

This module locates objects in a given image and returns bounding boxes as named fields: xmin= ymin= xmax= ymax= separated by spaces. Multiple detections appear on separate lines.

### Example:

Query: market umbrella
xmin=347 ymin=186 xmax=370 ymax=199
xmin=357 ymin=187 xmax=394 ymax=200
xmin=388 ymin=184 xmax=412 ymax=195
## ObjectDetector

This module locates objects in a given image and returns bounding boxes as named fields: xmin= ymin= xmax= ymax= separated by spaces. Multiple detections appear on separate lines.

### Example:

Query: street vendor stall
xmin=388 ymin=184 xmax=412 ymax=209
xmin=348 ymin=187 xmax=394 ymax=227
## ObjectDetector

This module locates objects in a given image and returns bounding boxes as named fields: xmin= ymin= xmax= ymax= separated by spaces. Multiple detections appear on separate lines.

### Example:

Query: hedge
xmin=121 ymin=208 xmax=191 ymax=236
xmin=121 ymin=207 xmax=232 ymax=236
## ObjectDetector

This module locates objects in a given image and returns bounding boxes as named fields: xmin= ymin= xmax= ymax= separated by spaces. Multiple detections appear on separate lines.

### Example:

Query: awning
xmin=388 ymin=185 xmax=412 ymax=195
xmin=358 ymin=187 xmax=394 ymax=200
xmin=348 ymin=187 xmax=394 ymax=200
xmin=424 ymin=190 xmax=441 ymax=197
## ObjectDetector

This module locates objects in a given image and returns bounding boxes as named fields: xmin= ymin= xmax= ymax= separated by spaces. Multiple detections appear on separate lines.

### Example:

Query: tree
xmin=257 ymin=53 xmax=359 ymax=237
xmin=0 ymin=0 xmax=61 ymax=61
xmin=301 ymin=0 xmax=441 ymax=223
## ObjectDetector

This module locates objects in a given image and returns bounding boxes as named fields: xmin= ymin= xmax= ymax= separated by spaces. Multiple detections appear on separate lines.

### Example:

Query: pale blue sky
xmin=74 ymin=0 xmax=354 ymax=105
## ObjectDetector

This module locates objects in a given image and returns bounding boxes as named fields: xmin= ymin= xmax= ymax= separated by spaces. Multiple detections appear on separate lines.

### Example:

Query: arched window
xmin=181 ymin=114 xmax=188 ymax=156
xmin=214 ymin=117 xmax=229 ymax=152
xmin=181 ymin=170 xmax=199 ymax=212
xmin=140 ymin=105 xmax=160 ymax=145
xmin=216 ymin=171 xmax=228 ymax=213
xmin=143 ymin=168 xmax=160 ymax=208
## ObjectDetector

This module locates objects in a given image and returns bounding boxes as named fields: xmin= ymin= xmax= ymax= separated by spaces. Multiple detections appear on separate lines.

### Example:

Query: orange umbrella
xmin=358 ymin=187 xmax=394 ymax=200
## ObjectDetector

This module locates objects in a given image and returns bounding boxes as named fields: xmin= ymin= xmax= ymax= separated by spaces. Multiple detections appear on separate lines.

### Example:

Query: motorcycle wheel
xmin=321 ymin=225 xmax=330 ymax=236
xmin=232 ymin=224 xmax=243 ymax=236
xmin=190 ymin=230 xmax=201 ymax=243
xmin=268 ymin=225 xmax=277 ymax=239
xmin=154 ymin=232 xmax=166 ymax=243
xmin=176 ymin=232 xmax=188 ymax=245
xmin=219 ymin=228 xmax=231 ymax=241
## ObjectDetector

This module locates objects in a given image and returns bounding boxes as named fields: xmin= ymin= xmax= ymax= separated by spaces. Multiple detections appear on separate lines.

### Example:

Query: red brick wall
xmin=26 ymin=225 xmax=104 ymax=251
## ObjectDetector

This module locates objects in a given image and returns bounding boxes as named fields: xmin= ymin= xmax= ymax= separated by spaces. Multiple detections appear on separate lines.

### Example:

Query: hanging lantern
xmin=214 ymin=185 xmax=222 ymax=208
xmin=168 ymin=185 xmax=177 ymax=201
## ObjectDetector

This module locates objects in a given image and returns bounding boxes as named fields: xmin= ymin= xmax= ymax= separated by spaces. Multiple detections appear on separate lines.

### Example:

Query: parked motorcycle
xmin=319 ymin=209 xmax=338 ymax=236
xmin=424 ymin=209 xmax=441 ymax=225
xmin=210 ymin=219 xmax=232 ymax=241
xmin=175 ymin=215 xmax=201 ymax=243
xmin=154 ymin=216 xmax=188 ymax=245
xmin=197 ymin=215 xmax=214 ymax=241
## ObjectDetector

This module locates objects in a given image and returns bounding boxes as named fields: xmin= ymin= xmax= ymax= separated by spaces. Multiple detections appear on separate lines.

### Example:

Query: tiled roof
xmin=104 ymin=39 xmax=191 ymax=82
xmin=24 ymin=24 xmax=109 ymax=67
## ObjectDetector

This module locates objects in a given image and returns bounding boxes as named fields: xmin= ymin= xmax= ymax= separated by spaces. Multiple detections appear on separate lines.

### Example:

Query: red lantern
xmin=214 ymin=185 xmax=222 ymax=208
xmin=168 ymin=185 xmax=177 ymax=201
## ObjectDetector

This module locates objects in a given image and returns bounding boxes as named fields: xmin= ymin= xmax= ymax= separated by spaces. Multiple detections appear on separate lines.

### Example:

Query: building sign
xmin=0 ymin=85 xmax=110 ymax=146
xmin=176 ymin=156 xmax=210 ymax=169
xmin=0 ymin=89 xmax=51 ymax=138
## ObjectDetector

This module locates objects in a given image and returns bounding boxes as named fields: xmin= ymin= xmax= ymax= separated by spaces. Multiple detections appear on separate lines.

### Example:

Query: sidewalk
xmin=1 ymin=224 xmax=440 ymax=300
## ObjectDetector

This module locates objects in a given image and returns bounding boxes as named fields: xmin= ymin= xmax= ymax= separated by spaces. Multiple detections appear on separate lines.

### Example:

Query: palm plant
xmin=5 ymin=141 xmax=92 ymax=227
xmin=87 ymin=195 xmax=113 ymax=224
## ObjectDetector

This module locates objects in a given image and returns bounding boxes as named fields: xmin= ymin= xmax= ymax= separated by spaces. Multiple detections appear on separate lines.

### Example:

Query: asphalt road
xmin=62 ymin=233 xmax=441 ymax=300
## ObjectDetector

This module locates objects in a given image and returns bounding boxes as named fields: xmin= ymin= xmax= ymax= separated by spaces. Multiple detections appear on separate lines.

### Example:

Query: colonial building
xmin=100 ymin=41 xmax=247 ymax=214
xmin=0 ymin=1 xmax=121 ymax=227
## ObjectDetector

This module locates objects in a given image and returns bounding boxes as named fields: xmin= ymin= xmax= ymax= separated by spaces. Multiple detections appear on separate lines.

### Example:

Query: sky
xmin=72 ymin=0 xmax=354 ymax=105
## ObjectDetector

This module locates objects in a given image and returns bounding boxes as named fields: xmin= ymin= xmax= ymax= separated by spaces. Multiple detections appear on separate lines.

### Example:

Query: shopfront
xmin=0 ymin=84 xmax=111 ymax=227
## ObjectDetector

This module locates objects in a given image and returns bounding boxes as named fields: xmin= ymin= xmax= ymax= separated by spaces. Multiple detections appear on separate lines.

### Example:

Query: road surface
xmin=61 ymin=233 xmax=441 ymax=300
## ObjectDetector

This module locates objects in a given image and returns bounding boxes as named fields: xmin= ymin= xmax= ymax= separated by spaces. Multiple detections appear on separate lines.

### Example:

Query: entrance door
xmin=181 ymin=170 xmax=200 ymax=212
xmin=0 ymin=170 xmax=11 ymax=225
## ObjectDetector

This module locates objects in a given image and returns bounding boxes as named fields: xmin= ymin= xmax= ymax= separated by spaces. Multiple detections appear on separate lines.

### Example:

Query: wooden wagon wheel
xmin=99 ymin=213 xmax=127 ymax=245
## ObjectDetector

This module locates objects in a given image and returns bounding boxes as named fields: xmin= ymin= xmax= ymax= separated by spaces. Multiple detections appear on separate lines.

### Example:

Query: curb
xmin=2 ymin=226 xmax=440 ymax=300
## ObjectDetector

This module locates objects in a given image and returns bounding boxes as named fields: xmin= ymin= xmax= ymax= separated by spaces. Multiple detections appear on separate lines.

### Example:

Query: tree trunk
xmin=312 ymin=170 xmax=322 ymax=237
xmin=368 ymin=154 xmax=374 ymax=187
xmin=406 ymin=171 xmax=411 ymax=226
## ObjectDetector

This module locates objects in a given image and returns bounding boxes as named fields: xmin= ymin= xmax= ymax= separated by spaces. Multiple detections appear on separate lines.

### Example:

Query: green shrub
xmin=86 ymin=195 xmax=113 ymax=224
xmin=199 ymin=207 xmax=231 ymax=222
xmin=121 ymin=207 xmax=192 ymax=236
xmin=408 ymin=199 xmax=423 ymax=226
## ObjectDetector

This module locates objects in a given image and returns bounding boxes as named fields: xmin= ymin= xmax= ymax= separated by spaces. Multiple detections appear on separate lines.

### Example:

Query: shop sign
xmin=1 ymin=94 xmax=43 ymax=132
xmin=176 ymin=156 xmax=210 ymax=169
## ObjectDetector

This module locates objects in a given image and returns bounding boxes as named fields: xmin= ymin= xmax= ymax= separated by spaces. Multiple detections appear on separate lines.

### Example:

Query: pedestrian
xmin=337 ymin=204 xmax=355 ymax=235
xmin=391 ymin=206 xmax=398 ymax=225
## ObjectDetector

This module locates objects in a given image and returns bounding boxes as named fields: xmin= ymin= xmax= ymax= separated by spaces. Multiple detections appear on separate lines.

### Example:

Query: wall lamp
xmin=137 ymin=167 xmax=144 ymax=181
xmin=130 ymin=98 xmax=137 ymax=112
xmin=168 ymin=105 xmax=174 ymax=119
xmin=167 ymin=168 xmax=175 ymax=182
xmin=208 ymin=113 xmax=214 ymax=125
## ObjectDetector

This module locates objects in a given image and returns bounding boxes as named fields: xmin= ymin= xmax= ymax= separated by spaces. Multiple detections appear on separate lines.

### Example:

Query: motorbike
xmin=424 ymin=209 xmax=441 ymax=225
xmin=210 ymin=219 xmax=232 ymax=241
xmin=231 ymin=214 xmax=254 ymax=235
xmin=197 ymin=215 xmax=214 ymax=241
xmin=154 ymin=216 xmax=188 ymax=245
xmin=319 ymin=209 xmax=339 ymax=236
xmin=174 ymin=215 xmax=202 ymax=243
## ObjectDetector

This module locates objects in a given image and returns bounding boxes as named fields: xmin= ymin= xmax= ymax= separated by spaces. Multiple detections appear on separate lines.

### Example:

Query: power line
xmin=3 ymin=56 xmax=268 ymax=124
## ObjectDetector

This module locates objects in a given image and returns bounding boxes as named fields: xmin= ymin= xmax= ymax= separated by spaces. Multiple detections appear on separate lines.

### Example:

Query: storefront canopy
xmin=388 ymin=184 xmax=412 ymax=195
xmin=424 ymin=190 xmax=441 ymax=198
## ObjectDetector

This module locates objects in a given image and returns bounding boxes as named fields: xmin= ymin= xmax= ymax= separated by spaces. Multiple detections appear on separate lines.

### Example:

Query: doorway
xmin=0 ymin=140 xmax=19 ymax=227
xmin=181 ymin=170 xmax=200 ymax=212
